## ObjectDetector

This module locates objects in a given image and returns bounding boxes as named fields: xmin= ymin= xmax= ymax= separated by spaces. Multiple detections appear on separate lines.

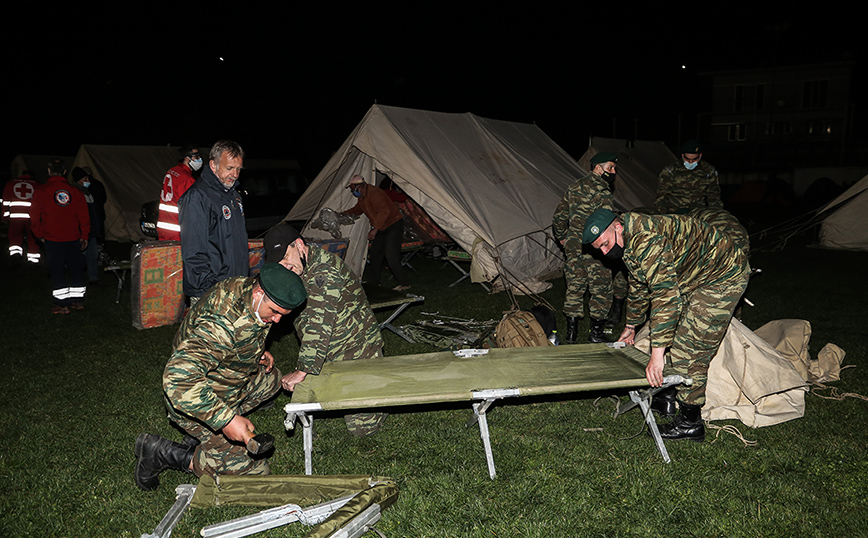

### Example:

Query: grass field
xmin=0 ymin=239 xmax=866 ymax=537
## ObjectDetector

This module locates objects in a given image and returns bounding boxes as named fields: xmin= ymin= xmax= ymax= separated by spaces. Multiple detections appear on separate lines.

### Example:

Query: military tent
xmin=577 ymin=137 xmax=676 ymax=211
xmin=284 ymin=105 xmax=586 ymax=288
xmin=70 ymin=145 xmax=179 ymax=242
xmin=818 ymin=174 xmax=868 ymax=251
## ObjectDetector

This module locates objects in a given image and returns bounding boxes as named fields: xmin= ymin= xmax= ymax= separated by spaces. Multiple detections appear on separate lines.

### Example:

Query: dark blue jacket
xmin=178 ymin=165 xmax=249 ymax=297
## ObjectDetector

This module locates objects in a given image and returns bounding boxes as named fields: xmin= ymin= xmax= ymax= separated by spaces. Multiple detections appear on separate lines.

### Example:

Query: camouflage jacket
xmin=655 ymin=160 xmax=723 ymax=214
xmin=622 ymin=213 xmax=749 ymax=349
xmin=552 ymin=171 xmax=613 ymax=245
xmin=294 ymin=245 xmax=382 ymax=375
xmin=163 ymin=277 xmax=270 ymax=431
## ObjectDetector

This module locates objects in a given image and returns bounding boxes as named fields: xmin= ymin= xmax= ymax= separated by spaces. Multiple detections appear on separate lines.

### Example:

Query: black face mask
xmin=300 ymin=250 xmax=308 ymax=272
xmin=605 ymin=241 xmax=624 ymax=259
xmin=601 ymin=171 xmax=615 ymax=184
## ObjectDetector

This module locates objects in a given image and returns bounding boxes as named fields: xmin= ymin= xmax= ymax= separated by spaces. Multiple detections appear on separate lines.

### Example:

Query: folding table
xmin=285 ymin=344 xmax=685 ymax=478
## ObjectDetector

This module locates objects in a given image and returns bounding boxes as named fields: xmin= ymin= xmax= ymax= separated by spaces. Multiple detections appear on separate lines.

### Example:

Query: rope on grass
xmin=809 ymin=365 xmax=867 ymax=402
xmin=706 ymin=423 xmax=758 ymax=447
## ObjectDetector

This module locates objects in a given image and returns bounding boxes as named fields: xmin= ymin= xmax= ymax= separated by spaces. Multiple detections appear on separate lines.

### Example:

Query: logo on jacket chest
xmin=222 ymin=205 xmax=232 ymax=220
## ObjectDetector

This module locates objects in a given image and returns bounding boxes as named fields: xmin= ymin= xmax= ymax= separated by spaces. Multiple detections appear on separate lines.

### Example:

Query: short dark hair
xmin=179 ymin=145 xmax=200 ymax=161
xmin=210 ymin=140 xmax=244 ymax=163
xmin=47 ymin=158 xmax=66 ymax=176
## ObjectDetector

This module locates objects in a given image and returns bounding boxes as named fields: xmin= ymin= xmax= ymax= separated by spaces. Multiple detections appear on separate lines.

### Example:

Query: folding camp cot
xmin=442 ymin=249 xmax=490 ymax=292
xmin=285 ymin=344 xmax=685 ymax=479
xmin=363 ymin=284 xmax=425 ymax=343
xmin=399 ymin=240 xmax=424 ymax=271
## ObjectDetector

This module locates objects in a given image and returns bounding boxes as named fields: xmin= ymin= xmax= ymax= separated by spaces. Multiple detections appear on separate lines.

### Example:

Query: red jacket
xmin=2 ymin=175 xmax=39 ymax=222
xmin=157 ymin=163 xmax=196 ymax=240
xmin=32 ymin=176 xmax=90 ymax=242
xmin=345 ymin=184 xmax=402 ymax=231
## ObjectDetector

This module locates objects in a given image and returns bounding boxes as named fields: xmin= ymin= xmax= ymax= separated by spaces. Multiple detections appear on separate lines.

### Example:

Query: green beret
xmin=681 ymin=140 xmax=702 ymax=154
xmin=590 ymin=152 xmax=618 ymax=166
xmin=259 ymin=263 xmax=306 ymax=309
xmin=583 ymin=208 xmax=618 ymax=244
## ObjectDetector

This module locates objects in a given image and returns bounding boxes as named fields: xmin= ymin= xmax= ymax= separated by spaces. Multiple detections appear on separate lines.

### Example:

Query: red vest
xmin=2 ymin=176 xmax=39 ymax=221
xmin=157 ymin=163 xmax=196 ymax=240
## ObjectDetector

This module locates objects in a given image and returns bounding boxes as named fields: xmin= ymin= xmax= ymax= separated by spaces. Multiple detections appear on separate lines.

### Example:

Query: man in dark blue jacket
xmin=179 ymin=140 xmax=249 ymax=302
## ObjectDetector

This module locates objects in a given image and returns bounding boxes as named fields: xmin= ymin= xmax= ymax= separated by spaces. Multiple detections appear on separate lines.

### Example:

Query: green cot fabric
xmin=291 ymin=344 xmax=650 ymax=410
xmin=190 ymin=474 xmax=391 ymax=508
xmin=305 ymin=481 xmax=399 ymax=538
xmin=362 ymin=284 xmax=417 ymax=308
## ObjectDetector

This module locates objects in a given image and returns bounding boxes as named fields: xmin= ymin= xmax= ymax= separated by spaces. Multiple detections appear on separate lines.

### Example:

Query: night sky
xmin=6 ymin=5 xmax=863 ymax=178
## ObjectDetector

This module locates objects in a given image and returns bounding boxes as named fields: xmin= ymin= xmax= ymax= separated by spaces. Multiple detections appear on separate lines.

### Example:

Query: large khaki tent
xmin=70 ymin=145 xmax=179 ymax=242
xmin=285 ymin=105 xmax=586 ymax=287
xmin=818 ymin=174 xmax=868 ymax=251
xmin=577 ymin=137 xmax=676 ymax=211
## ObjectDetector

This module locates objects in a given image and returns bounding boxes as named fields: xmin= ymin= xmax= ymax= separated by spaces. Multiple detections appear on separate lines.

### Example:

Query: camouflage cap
xmin=681 ymin=139 xmax=702 ymax=154
xmin=590 ymin=152 xmax=618 ymax=166
xmin=583 ymin=208 xmax=618 ymax=244
xmin=259 ymin=263 xmax=306 ymax=309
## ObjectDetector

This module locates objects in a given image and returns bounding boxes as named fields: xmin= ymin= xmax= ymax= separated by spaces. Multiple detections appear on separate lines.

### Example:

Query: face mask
xmin=683 ymin=161 xmax=698 ymax=170
xmin=300 ymin=248 xmax=308 ymax=272
xmin=605 ymin=241 xmax=625 ymax=260
xmin=351 ymin=189 xmax=362 ymax=198
xmin=189 ymin=157 xmax=203 ymax=171
xmin=82 ymin=181 xmax=91 ymax=188
xmin=253 ymin=293 xmax=266 ymax=324
xmin=601 ymin=171 xmax=615 ymax=183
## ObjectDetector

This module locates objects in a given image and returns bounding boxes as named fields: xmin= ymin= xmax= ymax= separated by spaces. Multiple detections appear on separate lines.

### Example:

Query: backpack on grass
xmin=495 ymin=310 xmax=550 ymax=348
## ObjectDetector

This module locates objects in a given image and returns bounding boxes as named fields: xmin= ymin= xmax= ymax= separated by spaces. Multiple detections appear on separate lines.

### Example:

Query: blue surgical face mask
xmin=189 ymin=157 xmax=203 ymax=171
xmin=352 ymin=190 xmax=362 ymax=198
xmin=82 ymin=181 xmax=91 ymax=188
xmin=684 ymin=161 xmax=698 ymax=170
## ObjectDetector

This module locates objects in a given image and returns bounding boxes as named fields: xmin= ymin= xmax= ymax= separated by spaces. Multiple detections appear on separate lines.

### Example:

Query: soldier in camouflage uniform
xmin=583 ymin=208 xmax=750 ymax=442
xmin=552 ymin=152 xmax=622 ymax=344
xmin=134 ymin=264 xmax=307 ymax=490
xmin=265 ymin=223 xmax=387 ymax=437
xmin=655 ymin=140 xmax=723 ymax=214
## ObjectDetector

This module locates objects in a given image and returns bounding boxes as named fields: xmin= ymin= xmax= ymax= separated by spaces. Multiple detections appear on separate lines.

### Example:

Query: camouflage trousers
xmin=171 ymin=366 xmax=282 ymax=478
xmin=666 ymin=274 xmax=749 ymax=406
xmin=563 ymin=243 xmax=626 ymax=319
xmin=343 ymin=349 xmax=388 ymax=437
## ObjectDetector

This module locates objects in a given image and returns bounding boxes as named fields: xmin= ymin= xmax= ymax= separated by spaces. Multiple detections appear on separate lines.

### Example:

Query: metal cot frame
xmin=284 ymin=345 xmax=687 ymax=479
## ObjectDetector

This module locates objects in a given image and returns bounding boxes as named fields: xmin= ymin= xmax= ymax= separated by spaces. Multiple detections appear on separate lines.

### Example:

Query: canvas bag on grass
xmin=634 ymin=318 xmax=808 ymax=427
xmin=495 ymin=310 xmax=550 ymax=347
xmin=753 ymin=319 xmax=846 ymax=383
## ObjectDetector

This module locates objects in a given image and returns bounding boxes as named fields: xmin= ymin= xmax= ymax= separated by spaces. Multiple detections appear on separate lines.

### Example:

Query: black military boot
xmin=658 ymin=401 xmax=705 ymax=442
xmin=134 ymin=433 xmax=196 ymax=491
xmin=606 ymin=297 xmax=625 ymax=326
xmin=588 ymin=319 xmax=611 ymax=343
xmin=649 ymin=386 xmax=678 ymax=418
xmin=564 ymin=316 xmax=580 ymax=344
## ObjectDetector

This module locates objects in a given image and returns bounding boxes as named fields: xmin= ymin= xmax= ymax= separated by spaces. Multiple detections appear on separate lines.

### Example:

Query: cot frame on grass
xmin=285 ymin=344 xmax=686 ymax=478
xmin=363 ymin=284 xmax=425 ymax=343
